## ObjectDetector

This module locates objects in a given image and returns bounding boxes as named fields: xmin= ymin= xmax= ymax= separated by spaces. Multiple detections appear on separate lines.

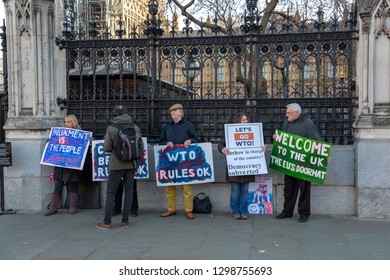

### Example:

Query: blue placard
xmin=91 ymin=138 xmax=149 ymax=181
xmin=40 ymin=127 xmax=92 ymax=170
xmin=154 ymin=143 xmax=215 ymax=186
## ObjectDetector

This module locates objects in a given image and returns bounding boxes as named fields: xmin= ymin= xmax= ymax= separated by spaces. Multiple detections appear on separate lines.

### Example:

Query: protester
xmin=113 ymin=118 xmax=142 ymax=217
xmin=45 ymin=115 xmax=82 ymax=216
xmin=218 ymin=113 xmax=266 ymax=220
xmin=159 ymin=104 xmax=200 ymax=220
xmin=96 ymin=105 xmax=141 ymax=229
xmin=275 ymin=103 xmax=322 ymax=223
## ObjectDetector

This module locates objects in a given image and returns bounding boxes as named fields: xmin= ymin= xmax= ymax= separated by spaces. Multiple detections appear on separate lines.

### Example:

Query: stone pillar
xmin=354 ymin=0 xmax=390 ymax=218
xmin=3 ymin=0 xmax=66 ymax=211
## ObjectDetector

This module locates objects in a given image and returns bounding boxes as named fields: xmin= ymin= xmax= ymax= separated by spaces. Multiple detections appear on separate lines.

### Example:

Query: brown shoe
xmin=186 ymin=212 xmax=195 ymax=220
xmin=121 ymin=222 xmax=129 ymax=228
xmin=160 ymin=210 xmax=177 ymax=217
xmin=96 ymin=222 xmax=111 ymax=230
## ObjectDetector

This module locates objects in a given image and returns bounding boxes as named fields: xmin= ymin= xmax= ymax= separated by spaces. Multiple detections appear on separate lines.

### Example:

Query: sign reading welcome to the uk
xmin=91 ymin=138 xmax=149 ymax=181
xmin=40 ymin=127 xmax=92 ymax=170
xmin=269 ymin=129 xmax=331 ymax=185
xmin=224 ymin=123 xmax=268 ymax=176
xmin=154 ymin=143 xmax=214 ymax=186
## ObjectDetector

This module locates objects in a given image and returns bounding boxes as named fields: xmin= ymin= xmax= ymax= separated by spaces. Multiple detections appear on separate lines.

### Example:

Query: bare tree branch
xmin=164 ymin=0 xmax=353 ymax=95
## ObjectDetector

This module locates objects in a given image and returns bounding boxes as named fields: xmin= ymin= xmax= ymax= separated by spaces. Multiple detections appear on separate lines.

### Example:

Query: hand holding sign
xmin=154 ymin=143 xmax=215 ymax=186
xmin=40 ymin=127 xmax=92 ymax=170
xmin=269 ymin=129 xmax=331 ymax=184
xmin=224 ymin=123 xmax=268 ymax=176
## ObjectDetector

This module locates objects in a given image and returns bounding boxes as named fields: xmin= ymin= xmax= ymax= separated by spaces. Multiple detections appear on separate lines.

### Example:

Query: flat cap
xmin=169 ymin=103 xmax=183 ymax=111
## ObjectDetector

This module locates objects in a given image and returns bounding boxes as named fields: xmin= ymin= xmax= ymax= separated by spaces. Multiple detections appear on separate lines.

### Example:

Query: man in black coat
xmin=275 ymin=103 xmax=322 ymax=223
xmin=159 ymin=104 xmax=200 ymax=220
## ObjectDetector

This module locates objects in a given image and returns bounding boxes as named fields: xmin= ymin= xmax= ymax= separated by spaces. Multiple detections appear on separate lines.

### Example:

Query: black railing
xmin=57 ymin=4 xmax=358 ymax=145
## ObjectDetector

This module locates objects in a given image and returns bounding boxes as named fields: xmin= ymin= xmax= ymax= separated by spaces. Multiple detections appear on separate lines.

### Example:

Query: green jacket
xmin=104 ymin=114 xmax=140 ymax=170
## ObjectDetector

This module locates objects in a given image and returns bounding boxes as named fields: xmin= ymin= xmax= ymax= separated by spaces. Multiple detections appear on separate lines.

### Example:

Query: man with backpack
xmin=113 ymin=120 xmax=141 ymax=218
xmin=96 ymin=105 xmax=143 ymax=229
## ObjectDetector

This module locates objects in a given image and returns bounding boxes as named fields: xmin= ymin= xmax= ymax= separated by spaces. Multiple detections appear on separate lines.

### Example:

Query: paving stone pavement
xmin=1 ymin=209 xmax=390 ymax=260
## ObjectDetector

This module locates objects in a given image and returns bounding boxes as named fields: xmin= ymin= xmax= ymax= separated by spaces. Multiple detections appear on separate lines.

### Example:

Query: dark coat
xmin=53 ymin=166 xmax=82 ymax=182
xmin=104 ymin=114 xmax=140 ymax=170
xmin=52 ymin=125 xmax=84 ymax=182
xmin=218 ymin=138 xmax=255 ymax=183
xmin=159 ymin=118 xmax=199 ymax=145
xmin=282 ymin=112 xmax=322 ymax=141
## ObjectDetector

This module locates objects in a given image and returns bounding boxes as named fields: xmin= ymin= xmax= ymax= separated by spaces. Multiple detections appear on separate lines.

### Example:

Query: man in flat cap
xmin=159 ymin=103 xmax=200 ymax=219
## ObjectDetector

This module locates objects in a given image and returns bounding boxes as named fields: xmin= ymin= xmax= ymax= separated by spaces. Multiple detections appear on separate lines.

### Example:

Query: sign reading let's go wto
xmin=269 ymin=129 xmax=331 ymax=185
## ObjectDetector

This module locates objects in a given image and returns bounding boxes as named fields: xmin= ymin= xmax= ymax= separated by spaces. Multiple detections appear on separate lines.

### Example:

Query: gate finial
xmin=144 ymin=0 xmax=164 ymax=37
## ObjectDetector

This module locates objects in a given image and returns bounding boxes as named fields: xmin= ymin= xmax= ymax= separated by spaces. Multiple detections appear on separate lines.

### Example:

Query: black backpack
xmin=112 ymin=124 xmax=143 ymax=162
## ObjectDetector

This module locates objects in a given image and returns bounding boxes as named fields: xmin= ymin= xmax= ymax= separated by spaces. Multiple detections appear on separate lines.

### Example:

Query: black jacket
xmin=159 ymin=119 xmax=199 ymax=145
xmin=53 ymin=166 xmax=82 ymax=182
xmin=282 ymin=113 xmax=322 ymax=141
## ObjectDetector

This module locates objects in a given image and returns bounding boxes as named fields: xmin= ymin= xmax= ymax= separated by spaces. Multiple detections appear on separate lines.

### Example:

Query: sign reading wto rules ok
xmin=40 ymin=127 xmax=92 ymax=170
xmin=224 ymin=123 xmax=268 ymax=176
xmin=91 ymin=138 xmax=149 ymax=181
xmin=269 ymin=129 xmax=331 ymax=185
xmin=154 ymin=143 xmax=215 ymax=186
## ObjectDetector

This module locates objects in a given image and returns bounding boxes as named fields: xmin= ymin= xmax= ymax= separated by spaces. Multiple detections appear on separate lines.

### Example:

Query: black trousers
xmin=104 ymin=169 xmax=135 ymax=224
xmin=282 ymin=175 xmax=311 ymax=218
xmin=114 ymin=179 xmax=138 ymax=213
xmin=54 ymin=180 xmax=78 ymax=195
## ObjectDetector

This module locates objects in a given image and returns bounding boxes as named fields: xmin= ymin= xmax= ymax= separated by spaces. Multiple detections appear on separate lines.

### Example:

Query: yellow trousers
xmin=166 ymin=185 xmax=193 ymax=212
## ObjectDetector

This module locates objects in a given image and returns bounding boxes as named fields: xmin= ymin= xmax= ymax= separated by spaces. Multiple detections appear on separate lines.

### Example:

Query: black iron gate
xmin=56 ymin=3 xmax=357 ymax=145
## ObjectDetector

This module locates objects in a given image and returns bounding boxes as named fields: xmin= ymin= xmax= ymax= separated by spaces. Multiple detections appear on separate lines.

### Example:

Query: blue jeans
xmin=104 ymin=169 xmax=135 ymax=225
xmin=230 ymin=182 xmax=249 ymax=215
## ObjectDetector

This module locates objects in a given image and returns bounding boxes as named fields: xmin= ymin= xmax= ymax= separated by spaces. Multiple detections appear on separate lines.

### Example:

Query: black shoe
xmin=276 ymin=212 xmax=292 ymax=219
xmin=299 ymin=216 xmax=308 ymax=223
xmin=130 ymin=212 xmax=137 ymax=217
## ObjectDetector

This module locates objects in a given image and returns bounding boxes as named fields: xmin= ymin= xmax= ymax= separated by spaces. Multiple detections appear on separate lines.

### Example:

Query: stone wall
xmin=353 ymin=0 xmax=390 ymax=219
xmin=97 ymin=144 xmax=356 ymax=216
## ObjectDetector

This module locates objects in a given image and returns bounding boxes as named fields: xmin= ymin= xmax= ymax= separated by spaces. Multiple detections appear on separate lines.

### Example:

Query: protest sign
xmin=224 ymin=123 xmax=268 ymax=176
xmin=154 ymin=143 xmax=214 ymax=186
xmin=91 ymin=138 xmax=148 ymax=181
xmin=40 ymin=127 xmax=92 ymax=170
xmin=248 ymin=176 xmax=273 ymax=215
xmin=269 ymin=129 xmax=331 ymax=185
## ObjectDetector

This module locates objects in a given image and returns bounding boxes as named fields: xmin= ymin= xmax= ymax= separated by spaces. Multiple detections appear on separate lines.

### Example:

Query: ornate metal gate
xmin=56 ymin=2 xmax=357 ymax=145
